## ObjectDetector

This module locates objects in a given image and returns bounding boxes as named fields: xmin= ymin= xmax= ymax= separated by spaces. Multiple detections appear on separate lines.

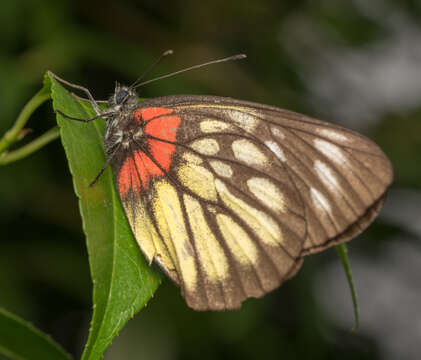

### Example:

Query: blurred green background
xmin=1 ymin=0 xmax=420 ymax=359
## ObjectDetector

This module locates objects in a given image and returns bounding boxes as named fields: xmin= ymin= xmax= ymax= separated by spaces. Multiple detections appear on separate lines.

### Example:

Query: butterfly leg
xmin=69 ymin=92 xmax=108 ymax=104
xmin=89 ymin=157 xmax=113 ymax=187
xmin=48 ymin=71 xmax=102 ymax=116
xmin=55 ymin=109 xmax=115 ymax=123
xmin=88 ymin=143 xmax=121 ymax=187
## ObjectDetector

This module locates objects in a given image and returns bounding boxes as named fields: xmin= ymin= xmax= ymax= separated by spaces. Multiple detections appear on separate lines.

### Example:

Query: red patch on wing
xmin=148 ymin=139 xmax=175 ymax=172
xmin=118 ymin=107 xmax=181 ymax=196
xmin=138 ymin=107 xmax=173 ymax=122
xmin=145 ymin=114 xmax=180 ymax=141
xmin=118 ymin=150 xmax=165 ymax=196
xmin=145 ymin=112 xmax=180 ymax=171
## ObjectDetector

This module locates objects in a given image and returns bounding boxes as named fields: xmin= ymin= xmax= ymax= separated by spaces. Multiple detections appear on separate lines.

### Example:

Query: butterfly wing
xmin=111 ymin=95 xmax=393 ymax=311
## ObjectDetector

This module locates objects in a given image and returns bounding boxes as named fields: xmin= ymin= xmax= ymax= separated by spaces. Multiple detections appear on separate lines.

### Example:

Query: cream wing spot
xmin=227 ymin=109 xmax=259 ymax=132
xmin=182 ymin=152 xmax=203 ymax=165
xmin=200 ymin=120 xmax=232 ymax=133
xmin=177 ymin=163 xmax=217 ymax=202
xmin=215 ymin=179 xmax=283 ymax=247
xmin=246 ymin=177 xmax=285 ymax=213
xmin=232 ymin=139 xmax=268 ymax=166
xmin=209 ymin=160 xmax=233 ymax=178
xmin=265 ymin=140 xmax=286 ymax=162
xmin=190 ymin=138 xmax=220 ymax=155
xmin=184 ymin=195 xmax=228 ymax=283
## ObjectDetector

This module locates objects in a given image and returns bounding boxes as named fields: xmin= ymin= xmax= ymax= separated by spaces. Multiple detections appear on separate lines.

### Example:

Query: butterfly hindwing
xmin=112 ymin=95 xmax=393 ymax=310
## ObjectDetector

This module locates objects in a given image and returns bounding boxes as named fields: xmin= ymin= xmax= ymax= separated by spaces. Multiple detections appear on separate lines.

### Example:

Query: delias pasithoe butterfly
xmin=50 ymin=52 xmax=393 ymax=311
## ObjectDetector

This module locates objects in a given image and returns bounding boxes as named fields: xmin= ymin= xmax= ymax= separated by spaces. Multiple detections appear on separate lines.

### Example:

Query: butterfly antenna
xmin=133 ymin=54 xmax=247 ymax=89
xmin=130 ymin=50 xmax=174 ymax=89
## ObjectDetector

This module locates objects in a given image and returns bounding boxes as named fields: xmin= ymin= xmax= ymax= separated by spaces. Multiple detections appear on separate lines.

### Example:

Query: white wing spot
xmin=318 ymin=128 xmax=350 ymax=143
xmin=310 ymin=187 xmax=332 ymax=214
xmin=232 ymin=139 xmax=267 ymax=166
xmin=210 ymin=160 xmax=233 ymax=178
xmin=191 ymin=138 xmax=220 ymax=155
xmin=313 ymin=139 xmax=347 ymax=165
xmin=314 ymin=160 xmax=340 ymax=191
xmin=271 ymin=127 xmax=286 ymax=140
xmin=265 ymin=140 xmax=286 ymax=162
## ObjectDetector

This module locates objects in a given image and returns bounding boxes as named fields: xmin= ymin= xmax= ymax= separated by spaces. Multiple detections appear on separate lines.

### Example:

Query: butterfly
xmin=50 ymin=55 xmax=393 ymax=311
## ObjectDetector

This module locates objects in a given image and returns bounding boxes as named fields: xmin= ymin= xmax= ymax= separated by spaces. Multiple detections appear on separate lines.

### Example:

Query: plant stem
xmin=0 ymin=127 xmax=60 ymax=165
xmin=335 ymin=243 xmax=360 ymax=331
xmin=0 ymin=88 xmax=50 ymax=154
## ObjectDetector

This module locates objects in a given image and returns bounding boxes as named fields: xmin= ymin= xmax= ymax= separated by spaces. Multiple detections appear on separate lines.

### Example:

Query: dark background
xmin=1 ymin=0 xmax=420 ymax=359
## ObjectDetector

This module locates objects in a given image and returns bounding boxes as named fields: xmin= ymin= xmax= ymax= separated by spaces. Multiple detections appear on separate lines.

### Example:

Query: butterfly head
xmin=108 ymin=83 xmax=139 ymax=112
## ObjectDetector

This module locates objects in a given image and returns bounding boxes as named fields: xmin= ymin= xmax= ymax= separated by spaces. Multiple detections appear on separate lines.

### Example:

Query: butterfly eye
xmin=115 ymin=89 xmax=129 ymax=104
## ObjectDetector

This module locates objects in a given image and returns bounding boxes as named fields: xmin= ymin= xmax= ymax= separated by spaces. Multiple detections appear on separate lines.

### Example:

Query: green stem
xmin=0 ymin=88 xmax=51 ymax=154
xmin=335 ymin=244 xmax=360 ymax=331
xmin=0 ymin=127 xmax=60 ymax=165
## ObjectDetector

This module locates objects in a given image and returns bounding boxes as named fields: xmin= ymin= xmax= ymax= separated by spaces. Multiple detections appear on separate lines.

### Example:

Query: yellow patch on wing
xmin=232 ymin=139 xmax=268 ymax=166
xmin=177 ymin=163 xmax=217 ymax=201
xmin=182 ymin=151 xmax=203 ymax=165
xmin=216 ymin=213 xmax=258 ymax=266
xmin=124 ymin=202 xmax=157 ymax=264
xmin=246 ymin=177 xmax=285 ymax=213
xmin=124 ymin=197 xmax=178 ymax=280
xmin=209 ymin=160 xmax=233 ymax=178
xmin=153 ymin=180 xmax=198 ymax=291
xmin=184 ymin=195 xmax=228 ymax=283
xmin=215 ymin=179 xmax=283 ymax=247
xmin=200 ymin=120 xmax=233 ymax=133
xmin=190 ymin=138 xmax=220 ymax=155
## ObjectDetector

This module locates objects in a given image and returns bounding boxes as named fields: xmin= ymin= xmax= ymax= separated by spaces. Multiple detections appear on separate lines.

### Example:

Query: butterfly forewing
xmin=111 ymin=95 xmax=393 ymax=310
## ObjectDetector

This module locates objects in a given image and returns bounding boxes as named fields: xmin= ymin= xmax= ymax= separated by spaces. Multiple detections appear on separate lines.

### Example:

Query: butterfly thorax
xmin=104 ymin=85 xmax=144 ymax=155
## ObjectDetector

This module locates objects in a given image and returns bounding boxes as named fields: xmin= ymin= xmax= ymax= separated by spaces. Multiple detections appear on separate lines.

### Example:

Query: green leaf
xmin=335 ymin=244 xmax=359 ymax=330
xmin=0 ymin=307 xmax=72 ymax=360
xmin=45 ymin=72 xmax=161 ymax=360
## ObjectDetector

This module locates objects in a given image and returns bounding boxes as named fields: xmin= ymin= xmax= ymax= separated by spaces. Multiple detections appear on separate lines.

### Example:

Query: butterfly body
xmin=52 ymin=71 xmax=393 ymax=311
xmin=104 ymin=86 xmax=141 ymax=153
